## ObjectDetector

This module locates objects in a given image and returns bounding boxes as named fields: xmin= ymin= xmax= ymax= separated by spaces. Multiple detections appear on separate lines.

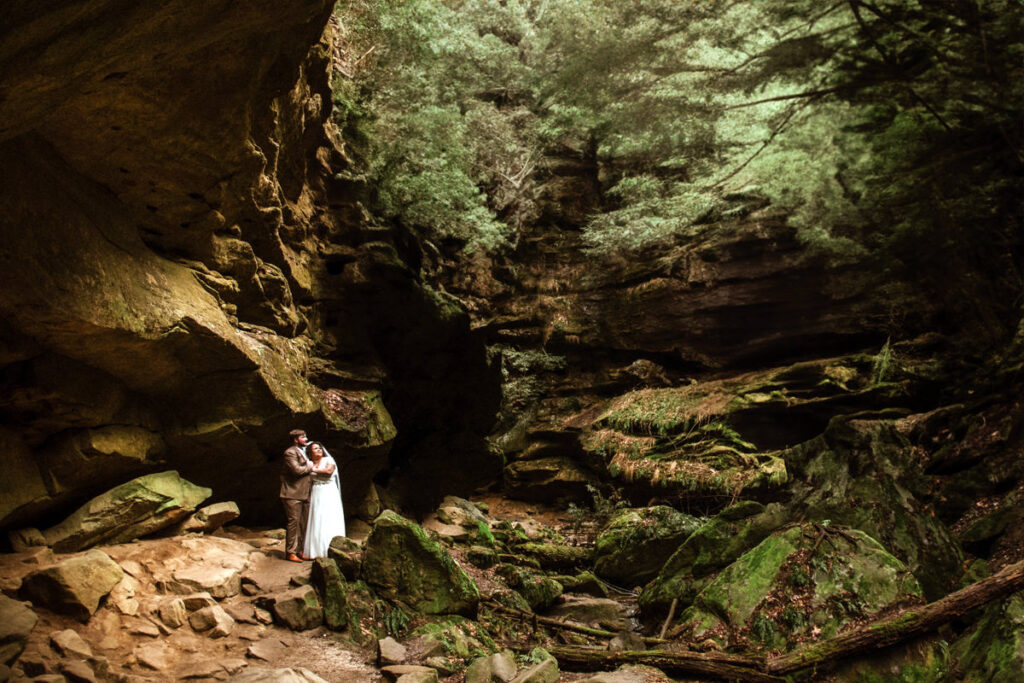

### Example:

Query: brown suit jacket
xmin=280 ymin=445 xmax=313 ymax=500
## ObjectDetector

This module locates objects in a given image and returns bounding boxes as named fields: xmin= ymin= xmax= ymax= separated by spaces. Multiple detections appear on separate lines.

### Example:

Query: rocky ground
xmin=0 ymin=494 xmax=690 ymax=683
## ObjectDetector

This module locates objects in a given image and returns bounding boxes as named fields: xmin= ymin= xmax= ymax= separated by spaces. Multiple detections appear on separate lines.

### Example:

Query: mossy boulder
xmin=951 ymin=591 xmax=1024 ymax=681
xmin=362 ymin=511 xmax=479 ymax=617
xmin=786 ymin=417 xmax=963 ymax=599
xmin=674 ymin=524 xmax=922 ymax=652
xmin=38 ymin=471 xmax=211 ymax=553
xmin=410 ymin=616 xmax=497 ymax=661
xmin=640 ymin=502 xmax=786 ymax=616
xmin=494 ymin=565 xmax=563 ymax=611
xmin=593 ymin=506 xmax=701 ymax=584
xmin=310 ymin=558 xmax=347 ymax=631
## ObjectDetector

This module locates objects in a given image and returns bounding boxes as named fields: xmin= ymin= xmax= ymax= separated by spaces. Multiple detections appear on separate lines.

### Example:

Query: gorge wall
xmin=0 ymin=0 xmax=500 ymax=533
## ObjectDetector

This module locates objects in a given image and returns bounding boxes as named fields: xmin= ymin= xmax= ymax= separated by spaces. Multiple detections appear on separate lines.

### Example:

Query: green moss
xmin=362 ymin=511 xmax=480 ymax=617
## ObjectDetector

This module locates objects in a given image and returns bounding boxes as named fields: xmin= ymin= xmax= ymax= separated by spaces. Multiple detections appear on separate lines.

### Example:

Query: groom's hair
xmin=289 ymin=429 xmax=306 ymax=440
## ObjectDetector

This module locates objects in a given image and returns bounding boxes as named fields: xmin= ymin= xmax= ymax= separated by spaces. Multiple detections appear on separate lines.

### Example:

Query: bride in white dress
xmin=302 ymin=442 xmax=346 ymax=559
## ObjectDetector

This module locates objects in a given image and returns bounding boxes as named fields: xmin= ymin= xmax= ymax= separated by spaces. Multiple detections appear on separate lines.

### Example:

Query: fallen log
xmin=545 ymin=647 xmax=782 ymax=683
xmin=767 ymin=557 xmax=1024 ymax=674
xmin=540 ymin=558 xmax=1024 ymax=680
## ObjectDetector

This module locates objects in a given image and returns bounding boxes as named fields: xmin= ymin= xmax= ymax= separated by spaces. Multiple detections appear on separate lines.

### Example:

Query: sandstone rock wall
xmin=0 ymin=1 xmax=499 ymax=530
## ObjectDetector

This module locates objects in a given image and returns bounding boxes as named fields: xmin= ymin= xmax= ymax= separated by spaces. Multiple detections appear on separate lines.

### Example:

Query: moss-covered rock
xmin=640 ymin=502 xmax=786 ymax=616
xmin=362 ymin=511 xmax=479 ymax=617
xmin=951 ymin=591 xmax=1024 ymax=681
xmin=594 ymin=506 xmax=701 ymax=584
xmin=674 ymin=524 xmax=922 ymax=652
xmin=494 ymin=565 xmax=563 ymax=611
xmin=410 ymin=616 xmax=497 ymax=661
xmin=786 ymin=418 xmax=963 ymax=599
xmin=38 ymin=471 xmax=210 ymax=553
xmin=310 ymin=558 xmax=347 ymax=631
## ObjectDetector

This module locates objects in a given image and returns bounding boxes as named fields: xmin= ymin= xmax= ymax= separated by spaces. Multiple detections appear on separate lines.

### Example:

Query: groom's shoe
xmin=286 ymin=553 xmax=303 ymax=563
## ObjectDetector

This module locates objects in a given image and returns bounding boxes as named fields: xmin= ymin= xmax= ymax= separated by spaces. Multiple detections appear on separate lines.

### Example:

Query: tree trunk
xmin=545 ymin=646 xmax=782 ymax=683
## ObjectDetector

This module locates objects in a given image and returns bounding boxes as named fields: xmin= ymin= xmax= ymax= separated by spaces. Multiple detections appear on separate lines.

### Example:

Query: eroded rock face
xmin=0 ymin=0 xmax=500 ymax=531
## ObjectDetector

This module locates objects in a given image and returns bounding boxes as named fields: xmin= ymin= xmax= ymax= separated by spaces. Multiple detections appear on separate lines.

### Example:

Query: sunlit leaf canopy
xmin=334 ymin=0 xmax=1023 ymax=299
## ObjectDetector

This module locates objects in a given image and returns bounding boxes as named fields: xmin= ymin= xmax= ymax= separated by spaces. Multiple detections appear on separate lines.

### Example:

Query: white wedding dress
xmin=303 ymin=454 xmax=346 ymax=558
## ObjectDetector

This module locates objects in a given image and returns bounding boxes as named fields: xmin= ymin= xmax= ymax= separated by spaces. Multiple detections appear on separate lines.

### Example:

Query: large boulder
xmin=673 ymin=524 xmax=923 ymax=651
xmin=20 ymin=549 xmax=124 ymax=622
xmin=38 ymin=471 xmax=212 ymax=552
xmin=0 ymin=595 xmax=38 ymax=665
xmin=786 ymin=417 xmax=964 ymax=599
xmin=361 ymin=511 xmax=479 ymax=617
xmin=640 ymin=501 xmax=787 ymax=616
xmin=593 ymin=506 xmax=701 ymax=585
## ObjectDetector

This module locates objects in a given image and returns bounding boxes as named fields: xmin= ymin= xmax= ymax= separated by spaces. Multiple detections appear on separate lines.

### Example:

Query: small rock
xmin=396 ymin=672 xmax=438 ymax=683
xmin=60 ymin=658 xmax=97 ymax=683
xmin=50 ymin=629 xmax=93 ymax=659
xmin=253 ymin=607 xmax=273 ymax=625
xmin=510 ymin=658 xmax=558 ymax=683
xmin=224 ymin=602 xmax=258 ymax=625
xmin=20 ymin=547 xmax=55 ymax=566
xmin=580 ymin=665 xmax=671 ymax=682
xmin=420 ymin=516 xmax=470 ymax=543
xmin=189 ymin=604 xmax=235 ymax=638
xmin=423 ymin=656 xmax=455 ymax=676
xmin=108 ymin=575 xmax=141 ymax=615
xmin=181 ymin=592 xmax=217 ymax=612
xmin=241 ymin=576 xmax=262 ymax=596
xmin=135 ymin=641 xmax=173 ymax=671
xmin=177 ymin=658 xmax=226 ymax=679
xmin=171 ymin=502 xmax=241 ymax=535
xmin=222 ymin=658 xmax=248 ymax=675
xmin=127 ymin=620 xmax=161 ymax=638
xmin=381 ymin=665 xmax=438 ymax=683
xmin=33 ymin=676 xmax=64 ymax=683
xmin=16 ymin=654 xmax=48 ymax=677
xmin=0 ymin=595 xmax=38 ymax=665
xmin=490 ymin=650 xmax=517 ymax=682
xmin=118 ymin=560 xmax=147 ymax=579
xmin=465 ymin=650 xmax=517 ymax=683
xmin=158 ymin=597 xmax=188 ymax=628
xmin=467 ymin=546 xmax=498 ymax=569
xmin=377 ymin=637 xmax=406 ymax=666
xmin=227 ymin=667 xmax=327 ymax=682
xmin=246 ymin=638 xmax=288 ymax=662
xmin=608 ymin=632 xmax=645 ymax=652
xmin=271 ymin=586 xmax=323 ymax=631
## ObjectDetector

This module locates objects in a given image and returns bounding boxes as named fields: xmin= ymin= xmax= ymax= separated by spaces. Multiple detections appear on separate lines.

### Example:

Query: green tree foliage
xmin=336 ymin=0 xmax=1024 ymax=331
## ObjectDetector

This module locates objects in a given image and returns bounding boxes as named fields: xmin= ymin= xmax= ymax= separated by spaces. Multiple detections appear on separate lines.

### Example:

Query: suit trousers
xmin=282 ymin=497 xmax=310 ymax=555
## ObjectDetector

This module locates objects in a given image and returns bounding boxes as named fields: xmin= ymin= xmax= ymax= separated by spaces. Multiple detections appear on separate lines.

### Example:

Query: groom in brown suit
xmin=280 ymin=428 xmax=313 ymax=562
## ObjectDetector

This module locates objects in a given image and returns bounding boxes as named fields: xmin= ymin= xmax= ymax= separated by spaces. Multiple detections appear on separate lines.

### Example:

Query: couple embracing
xmin=280 ymin=428 xmax=346 ymax=562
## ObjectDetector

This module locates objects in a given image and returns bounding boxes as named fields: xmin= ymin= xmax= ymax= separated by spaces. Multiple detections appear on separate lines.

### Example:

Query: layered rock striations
xmin=0 ymin=1 xmax=499 ymax=531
